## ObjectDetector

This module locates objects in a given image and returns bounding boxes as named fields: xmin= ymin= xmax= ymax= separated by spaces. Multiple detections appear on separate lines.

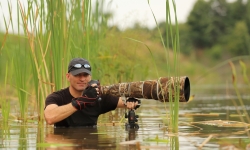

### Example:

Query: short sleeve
xmin=45 ymin=93 xmax=59 ymax=108
xmin=100 ymin=94 xmax=119 ymax=114
xmin=44 ymin=88 xmax=72 ymax=109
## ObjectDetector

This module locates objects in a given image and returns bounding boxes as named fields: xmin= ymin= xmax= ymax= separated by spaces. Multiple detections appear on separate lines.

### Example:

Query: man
xmin=44 ymin=58 xmax=139 ymax=128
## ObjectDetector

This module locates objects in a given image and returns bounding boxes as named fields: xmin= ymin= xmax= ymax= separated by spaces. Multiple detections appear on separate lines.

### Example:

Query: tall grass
xmin=1 ymin=63 xmax=10 ymax=123
xmin=25 ymin=1 xmax=49 ymax=121
xmin=1 ymin=1 xmax=181 ymax=135
xmin=229 ymin=60 xmax=250 ymax=137
xmin=123 ymin=0 xmax=181 ymax=135
xmin=148 ymin=0 xmax=180 ymax=133
xmin=0 ymin=62 xmax=11 ymax=148
xmin=13 ymin=46 xmax=30 ymax=121
xmin=0 ymin=0 xmax=120 ymax=121
xmin=167 ymin=0 xmax=180 ymax=134
xmin=229 ymin=61 xmax=250 ymax=123
xmin=17 ymin=0 xmax=97 ymax=120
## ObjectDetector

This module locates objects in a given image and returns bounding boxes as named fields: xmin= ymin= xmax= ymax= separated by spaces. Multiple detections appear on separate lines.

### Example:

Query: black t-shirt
xmin=45 ymin=87 xmax=119 ymax=127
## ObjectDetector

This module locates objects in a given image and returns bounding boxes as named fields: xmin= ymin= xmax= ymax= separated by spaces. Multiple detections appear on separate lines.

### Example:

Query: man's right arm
xmin=44 ymin=103 xmax=77 ymax=125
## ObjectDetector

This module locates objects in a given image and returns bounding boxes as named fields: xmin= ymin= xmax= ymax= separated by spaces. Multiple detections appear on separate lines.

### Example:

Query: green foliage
xmin=187 ymin=0 xmax=214 ymax=48
xmin=223 ymin=21 xmax=250 ymax=56
xmin=206 ymin=44 xmax=222 ymax=60
xmin=246 ymin=1 xmax=250 ymax=34
xmin=184 ymin=0 xmax=250 ymax=60
xmin=178 ymin=23 xmax=194 ymax=55
xmin=144 ymin=0 xmax=250 ymax=62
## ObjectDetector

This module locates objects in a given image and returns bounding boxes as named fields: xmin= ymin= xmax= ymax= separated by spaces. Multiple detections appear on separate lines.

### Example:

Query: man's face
xmin=67 ymin=72 xmax=91 ymax=92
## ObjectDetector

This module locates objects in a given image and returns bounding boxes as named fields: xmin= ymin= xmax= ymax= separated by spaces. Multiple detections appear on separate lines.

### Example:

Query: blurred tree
xmin=186 ymin=0 xmax=250 ymax=59
xmin=209 ymin=0 xmax=229 ymax=44
xmin=152 ymin=22 xmax=194 ymax=55
xmin=208 ymin=44 xmax=223 ymax=60
xmin=187 ymin=0 xmax=213 ymax=50
xmin=225 ymin=0 xmax=246 ymax=27
xmin=245 ymin=0 xmax=250 ymax=35
xmin=187 ymin=0 xmax=234 ymax=49
xmin=220 ymin=0 xmax=250 ymax=56
xmin=224 ymin=21 xmax=250 ymax=56
xmin=178 ymin=23 xmax=194 ymax=55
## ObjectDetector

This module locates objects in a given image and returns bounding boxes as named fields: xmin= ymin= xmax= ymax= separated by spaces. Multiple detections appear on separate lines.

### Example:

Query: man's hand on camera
xmin=71 ymin=96 xmax=97 ymax=110
xmin=72 ymin=86 xmax=99 ymax=110
xmin=83 ymin=86 xmax=99 ymax=98
xmin=125 ymin=97 xmax=141 ymax=110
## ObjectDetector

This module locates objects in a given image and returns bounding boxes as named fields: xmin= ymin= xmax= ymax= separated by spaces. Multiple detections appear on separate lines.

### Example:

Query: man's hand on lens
xmin=126 ymin=97 xmax=141 ymax=110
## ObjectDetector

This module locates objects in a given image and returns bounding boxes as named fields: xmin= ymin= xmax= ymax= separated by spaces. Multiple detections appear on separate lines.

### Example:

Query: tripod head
xmin=125 ymin=109 xmax=139 ymax=130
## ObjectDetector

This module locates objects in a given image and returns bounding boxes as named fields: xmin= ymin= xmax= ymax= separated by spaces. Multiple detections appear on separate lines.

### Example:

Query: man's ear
xmin=66 ymin=73 xmax=70 ymax=81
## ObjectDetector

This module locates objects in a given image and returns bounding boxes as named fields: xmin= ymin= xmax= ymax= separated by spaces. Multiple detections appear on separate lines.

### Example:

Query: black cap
xmin=68 ymin=58 xmax=91 ymax=75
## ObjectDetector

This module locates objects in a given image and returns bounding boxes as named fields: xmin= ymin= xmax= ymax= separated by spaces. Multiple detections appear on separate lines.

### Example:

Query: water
xmin=1 ymin=84 xmax=250 ymax=149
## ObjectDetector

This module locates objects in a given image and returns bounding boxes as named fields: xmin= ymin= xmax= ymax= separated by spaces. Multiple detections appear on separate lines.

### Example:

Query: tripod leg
xmin=135 ymin=124 xmax=139 ymax=129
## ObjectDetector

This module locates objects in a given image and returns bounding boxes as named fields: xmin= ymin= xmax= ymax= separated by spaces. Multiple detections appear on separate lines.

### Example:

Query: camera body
xmin=88 ymin=80 xmax=102 ymax=102
xmin=88 ymin=80 xmax=100 ymax=86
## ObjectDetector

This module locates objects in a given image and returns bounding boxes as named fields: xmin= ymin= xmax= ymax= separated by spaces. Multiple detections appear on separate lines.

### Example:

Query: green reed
xmin=1 ymin=63 xmax=10 ymax=124
xmin=0 ymin=0 xmax=104 ymax=121
xmin=13 ymin=47 xmax=29 ymax=121
xmin=229 ymin=61 xmax=250 ymax=123
xmin=150 ymin=0 xmax=180 ymax=133
xmin=239 ymin=60 xmax=250 ymax=90
xmin=229 ymin=60 xmax=250 ymax=138
xmin=1 ymin=0 xmax=181 ymax=129
xmin=14 ymin=1 xmax=32 ymax=120
xmin=168 ymin=0 xmax=180 ymax=134
xmin=22 ymin=0 xmax=87 ymax=119
xmin=125 ymin=0 xmax=181 ymax=134
xmin=18 ymin=1 xmax=44 ymax=121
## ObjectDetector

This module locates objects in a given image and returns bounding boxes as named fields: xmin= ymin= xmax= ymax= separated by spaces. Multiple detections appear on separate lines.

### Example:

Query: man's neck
xmin=69 ymin=86 xmax=83 ymax=98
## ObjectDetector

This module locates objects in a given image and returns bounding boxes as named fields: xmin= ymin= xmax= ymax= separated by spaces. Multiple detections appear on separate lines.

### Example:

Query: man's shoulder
xmin=45 ymin=87 xmax=71 ymax=107
xmin=55 ymin=87 xmax=69 ymax=94
xmin=47 ymin=87 xmax=70 ymax=98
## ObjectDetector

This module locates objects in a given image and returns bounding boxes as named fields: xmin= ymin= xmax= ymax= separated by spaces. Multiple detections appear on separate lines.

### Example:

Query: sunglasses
xmin=68 ymin=64 xmax=91 ymax=72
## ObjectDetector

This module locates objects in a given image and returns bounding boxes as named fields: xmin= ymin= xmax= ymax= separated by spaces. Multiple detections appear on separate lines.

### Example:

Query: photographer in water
xmin=44 ymin=58 xmax=139 ymax=128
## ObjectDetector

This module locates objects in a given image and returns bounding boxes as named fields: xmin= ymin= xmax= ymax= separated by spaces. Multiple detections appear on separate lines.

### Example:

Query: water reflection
xmin=44 ymin=126 xmax=141 ymax=149
xmin=45 ymin=127 xmax=103 ymax=149
xmin=19 ymin=125 xmax=27 ymax=149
